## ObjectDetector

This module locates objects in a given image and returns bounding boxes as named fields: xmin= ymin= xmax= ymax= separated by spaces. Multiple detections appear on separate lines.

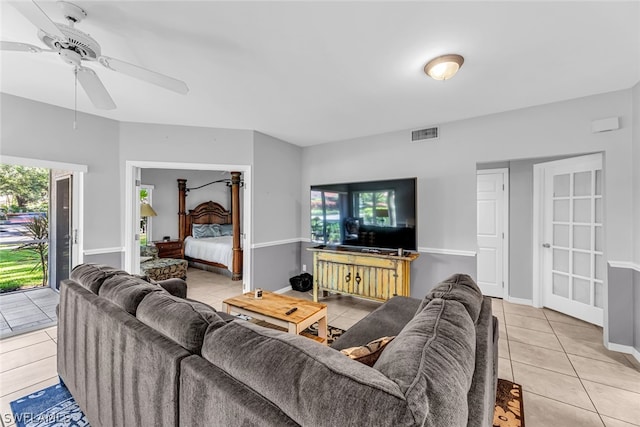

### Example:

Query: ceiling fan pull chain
xmin=73 ymin=67 xmax=78 ymax=130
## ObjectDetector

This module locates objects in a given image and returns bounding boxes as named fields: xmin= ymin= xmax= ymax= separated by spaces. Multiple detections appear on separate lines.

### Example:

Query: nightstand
xmin=153 ymin=240 xmax=183 ymax=259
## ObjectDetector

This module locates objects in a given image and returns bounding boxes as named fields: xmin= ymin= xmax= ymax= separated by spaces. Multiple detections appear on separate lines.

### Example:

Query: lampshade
xmin=140 ymin=203 xmax=157 ymax=217
xmin=424 ymin=54 xmax=464 ymax=81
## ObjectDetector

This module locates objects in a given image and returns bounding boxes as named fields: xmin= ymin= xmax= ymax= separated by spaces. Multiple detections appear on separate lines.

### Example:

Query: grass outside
xmin=0 ymin=247 xmax=45 ymax=292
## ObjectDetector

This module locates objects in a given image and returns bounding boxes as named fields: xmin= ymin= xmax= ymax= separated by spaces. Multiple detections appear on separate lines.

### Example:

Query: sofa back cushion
xmin=98 ymin=275 xmax=163 ymax=315
xmin=374 ymin=298 xmax=477 ymax=426
xmin=200 ymin=320 xmax=417 ymax=426
xmin=70 ymin=263 xmax=129 ymax=294
xmin=137 ymin=293 xmax=227 ymax=354
xmin=416 ymin=273 xmax=483 ymax=323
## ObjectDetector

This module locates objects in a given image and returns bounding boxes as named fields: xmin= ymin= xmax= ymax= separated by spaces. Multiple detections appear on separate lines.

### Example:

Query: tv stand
xmin=306 ymin=246 xmax=419 ymax=303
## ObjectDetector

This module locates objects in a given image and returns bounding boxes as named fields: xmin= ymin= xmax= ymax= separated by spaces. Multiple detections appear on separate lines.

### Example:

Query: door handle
xmin=542 ymin=243 xmax=551 ymax=248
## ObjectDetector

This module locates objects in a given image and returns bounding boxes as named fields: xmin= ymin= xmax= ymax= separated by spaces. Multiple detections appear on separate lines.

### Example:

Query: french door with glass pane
xmin=540 ymin=154 xmax=603 ymax=326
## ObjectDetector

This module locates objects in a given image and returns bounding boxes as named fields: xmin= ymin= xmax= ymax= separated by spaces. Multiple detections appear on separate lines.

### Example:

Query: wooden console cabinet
xmin=307 ymin=246 xmax=419 ymax=303
xmin=154 ymin=240 xmax=183 ymax=259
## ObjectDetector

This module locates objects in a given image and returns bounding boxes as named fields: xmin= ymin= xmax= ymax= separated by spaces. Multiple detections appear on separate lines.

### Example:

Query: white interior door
xmin=477 ymin=169 xmax=508 ymax=298
xmin=538 ymin=154 xmax=604 ymax=326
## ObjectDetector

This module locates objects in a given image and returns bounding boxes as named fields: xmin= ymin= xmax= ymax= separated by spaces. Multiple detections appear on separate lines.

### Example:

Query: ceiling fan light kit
xmin=424 ymin=54 xmax=464 ymax=81
xmin=1 ymin=0 xmax=189 ymax=110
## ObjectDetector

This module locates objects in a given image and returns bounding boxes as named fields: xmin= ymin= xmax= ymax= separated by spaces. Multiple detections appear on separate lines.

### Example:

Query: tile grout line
xmin=503 ymin=309 xmax=598 ymax=330
xmin=0 ymin=374 xmax=59 ymax=401
xmin=0 ymin=354 xmax=57 ymax=382
xmin=542 ymin=309 xmax=607 ymax=426
xmin=23 ymin=291 xmax=57 ymax=321
xmin=507 ymin=335 xmax=635 ymax=368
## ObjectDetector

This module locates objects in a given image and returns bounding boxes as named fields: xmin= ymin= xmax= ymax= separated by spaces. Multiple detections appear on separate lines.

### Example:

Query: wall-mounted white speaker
xmin=591 ymin=117 xmax=619 ymax=133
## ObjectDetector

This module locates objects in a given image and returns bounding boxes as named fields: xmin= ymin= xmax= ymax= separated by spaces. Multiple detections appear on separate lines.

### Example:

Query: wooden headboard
xmin=183 ymin=201 xmax=231 ymax=239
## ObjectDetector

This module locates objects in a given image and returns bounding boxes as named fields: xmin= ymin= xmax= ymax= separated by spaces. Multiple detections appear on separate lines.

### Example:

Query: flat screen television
xmin=310 ymin=177 xmax=417 ymax=251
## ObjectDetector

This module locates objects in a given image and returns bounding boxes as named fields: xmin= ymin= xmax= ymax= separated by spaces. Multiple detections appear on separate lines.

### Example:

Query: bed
xmin=178 ymin=174 xmax=243 ymax=280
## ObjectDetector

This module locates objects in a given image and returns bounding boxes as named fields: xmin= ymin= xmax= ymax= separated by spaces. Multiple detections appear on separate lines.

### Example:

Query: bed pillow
xmin=219 ymin=224 xmax=233 ymax=236
xmin=192 ymin=223 xmax=221 ymax=238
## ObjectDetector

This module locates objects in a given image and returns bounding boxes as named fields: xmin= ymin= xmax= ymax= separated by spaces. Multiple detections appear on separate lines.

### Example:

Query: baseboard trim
xmin=608 ymin=261 xmax=640 ymax=273
xmin=418 ymin=247 xmax=477 ymax=257
xmin=606 ymin=342 xmax=640 ymax=363
xmin=83 ymin=247 xmax=124 ymax=256
xmin=252 ymin=238 xmax=303 ymax=249
xmin=506 ymin=297 xmax=533 ymax=306
xmin=273 ymin=285 xmax=292 ymax=294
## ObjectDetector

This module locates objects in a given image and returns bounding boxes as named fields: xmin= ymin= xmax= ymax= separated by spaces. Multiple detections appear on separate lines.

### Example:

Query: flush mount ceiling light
xmin=424 ymin=54 xmax=464 ymax=81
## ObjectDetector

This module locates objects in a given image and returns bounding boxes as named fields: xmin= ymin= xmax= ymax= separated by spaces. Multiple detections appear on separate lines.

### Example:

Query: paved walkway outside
xmin=0 ymin=288 xmax=58 ymax=339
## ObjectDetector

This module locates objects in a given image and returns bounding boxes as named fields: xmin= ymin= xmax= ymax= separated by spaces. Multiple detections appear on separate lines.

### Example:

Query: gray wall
xmin=508 ymin=160 xmax=534 ymax=300
xmin=634 ymin=82 xmax=640 ymax=266
xmin=607 ymin=266 xmax=634 ymax=346
xmin=302 ymin=89 xmax=634 ymax=347
xmin=0 ymin=94 xmax=122 ymax=253
xmin=140 ymin=168 xmax=228 ymax=242
xmin=252 ymin=242 xmax=301 ymax=291
xmin=303 ymin=90 xmax=633 ymax=258
xmin=251 ymin=132 xmax=303 ymax=290
xmin=252 ymin=132 xmax=302 ymax=244
xmin=633 ymin=82 xmax=640 ymax=354
xmin=635 ymin=270 xmax=640 ymax=354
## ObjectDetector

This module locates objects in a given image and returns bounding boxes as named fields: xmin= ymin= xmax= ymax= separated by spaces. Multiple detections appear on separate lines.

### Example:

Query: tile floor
xmin=1 ymin=269 xmax=639 ymax=426
xmin=0 ymin=288 xmax=58 ymax=339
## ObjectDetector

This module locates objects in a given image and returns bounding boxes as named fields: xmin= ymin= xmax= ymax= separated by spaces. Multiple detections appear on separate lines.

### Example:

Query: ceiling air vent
xmin=411 ymin=126 xmax=440 ymax=142
xmin=411 ymin=126 xmax=439 ymax=142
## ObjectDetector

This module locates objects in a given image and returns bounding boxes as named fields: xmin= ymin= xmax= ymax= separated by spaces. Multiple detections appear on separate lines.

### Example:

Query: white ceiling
xmin=1 ymin=1 xmax=639 ymax=146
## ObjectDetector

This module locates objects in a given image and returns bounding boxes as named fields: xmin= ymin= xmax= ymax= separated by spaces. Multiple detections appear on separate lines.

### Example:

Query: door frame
xmin=532 ymin=152 xmax=603 ymax=311
xmin=124 ymin=161 xmax=252 ymax=292
xmin=1 ymin=156 xmax=86 ymax=288
xmin=476 ymin=168 xmax=510 ymax=299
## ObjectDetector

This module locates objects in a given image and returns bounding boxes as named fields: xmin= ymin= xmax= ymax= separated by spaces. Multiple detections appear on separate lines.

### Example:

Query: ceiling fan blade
xmin=0 ymin=41 xmax=43 ymax=53
xmin=11 ymin=1 xmax=67 ymax=41
xmin=76 ymin=67 xmax=116 ymax=110
xmin=98 ymin=56 xmax=189 ymax=94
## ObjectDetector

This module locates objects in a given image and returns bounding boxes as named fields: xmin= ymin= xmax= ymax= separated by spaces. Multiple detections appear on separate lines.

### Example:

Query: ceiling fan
xmin=1 ymin=0 xmax=189 ymax=110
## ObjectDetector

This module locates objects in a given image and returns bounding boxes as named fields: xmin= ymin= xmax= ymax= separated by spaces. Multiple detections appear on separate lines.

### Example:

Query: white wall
xmin=0 ymin=94 xmax=122 ymax=252
xmin=118 ymin=122 xmax=254 ymax=165
xmin=302 ymin=90 xmax=633 ymax=263
xmin=140 ymin=168 xmax=229 ymax=241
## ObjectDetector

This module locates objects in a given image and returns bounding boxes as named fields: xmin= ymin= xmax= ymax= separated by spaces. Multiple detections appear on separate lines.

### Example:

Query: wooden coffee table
xmin=223 ymin=291 xmax=328 ymax=344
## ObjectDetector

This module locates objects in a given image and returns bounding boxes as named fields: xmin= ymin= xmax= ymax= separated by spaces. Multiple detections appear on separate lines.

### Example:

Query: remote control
xmin=285 ymin=307 xmax=298 ymax=315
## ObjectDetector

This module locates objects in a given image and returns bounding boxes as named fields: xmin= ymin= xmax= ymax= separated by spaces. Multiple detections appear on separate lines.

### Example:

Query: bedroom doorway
xmin=124 ymin=161 xmax=252 ymax=292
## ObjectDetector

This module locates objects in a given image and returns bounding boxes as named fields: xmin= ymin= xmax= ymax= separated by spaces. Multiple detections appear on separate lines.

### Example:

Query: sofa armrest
xmin=331 ymin=296 xmax=421 ymax=350
xmin=156 ymin=278 xmax=187 ymax=299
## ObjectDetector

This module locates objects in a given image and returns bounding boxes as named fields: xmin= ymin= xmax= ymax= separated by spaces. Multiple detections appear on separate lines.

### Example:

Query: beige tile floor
xmin=1 ymin=269 xmax=639 ymax=426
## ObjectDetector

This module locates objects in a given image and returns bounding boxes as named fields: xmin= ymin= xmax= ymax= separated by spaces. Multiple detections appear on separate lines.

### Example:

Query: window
xmin=140 ymin=185 xmax=154 ymax=246
xmin=354 ymin=190 xmax=396 ymax=226
xmin=310 ymin=190 xmax=345 ymax=244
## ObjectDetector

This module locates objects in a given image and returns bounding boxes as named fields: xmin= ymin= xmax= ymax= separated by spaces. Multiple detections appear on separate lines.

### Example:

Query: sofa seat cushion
xmin=200 ymin=320 xmax=418 ymax=426
xmin=70 ymin=263 xmax=129 ymax=294
xmin=98 ymin=275 xmax=163 ymax=315
xmin=331 ymin=296 xmax=421 ymax=351
xmin=374 ymin=298 xmax=477 ymax=427
xmin=137 ymin=292 xmax=227 ymax=354
xmin=416 ymin=273 xmax=483 ymax=323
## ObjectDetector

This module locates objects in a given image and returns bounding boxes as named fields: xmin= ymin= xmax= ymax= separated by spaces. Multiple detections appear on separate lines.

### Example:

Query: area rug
xmin=9 ymin=382 xmax=88 ymax=427
xmin=251 ymin=319 xmax=345 ymax=345
xmin=493 ymin=379 xmax=525 ymax=427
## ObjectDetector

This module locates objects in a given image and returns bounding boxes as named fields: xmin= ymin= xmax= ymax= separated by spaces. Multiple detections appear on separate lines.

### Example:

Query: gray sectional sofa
xmin=57 ymin=264 xmax=498 ymax=427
